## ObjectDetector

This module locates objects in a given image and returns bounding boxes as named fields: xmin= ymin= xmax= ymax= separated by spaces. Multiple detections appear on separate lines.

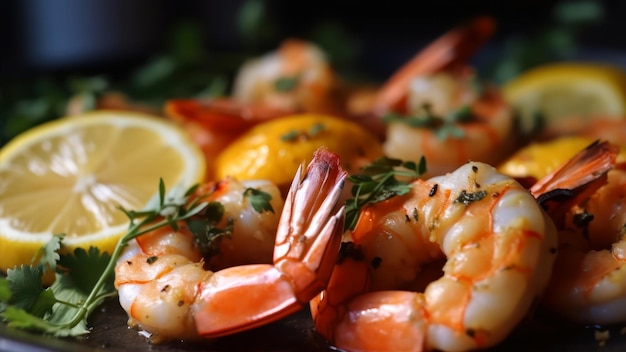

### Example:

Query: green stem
xmin=55 ymin=202 xmax=207 ymax=330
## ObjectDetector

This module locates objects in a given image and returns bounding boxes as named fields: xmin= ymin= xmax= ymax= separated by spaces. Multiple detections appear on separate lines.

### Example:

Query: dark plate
xmin=3 ymin=297 xmax=626 ymax=352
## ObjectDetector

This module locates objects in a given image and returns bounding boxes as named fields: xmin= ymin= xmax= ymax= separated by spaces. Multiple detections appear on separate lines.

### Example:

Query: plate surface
xmin=3 ymin=297 xmax=626 ymax=352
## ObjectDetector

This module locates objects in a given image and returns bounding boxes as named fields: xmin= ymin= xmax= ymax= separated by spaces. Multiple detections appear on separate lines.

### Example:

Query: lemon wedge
xmin=216 ymin=114 xmax=383 ymax=187
xmin=503 ymin=63 xmax=626 ymax=133
xmin=498 ymin=136 xmax=626 ymax=181
xmin=0 ymin=111 xmax=205 ymax=272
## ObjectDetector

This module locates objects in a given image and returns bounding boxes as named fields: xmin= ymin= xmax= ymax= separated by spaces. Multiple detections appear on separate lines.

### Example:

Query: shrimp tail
xmin=372 ymin=16 xmax=496 ymax=116
xmin=310 ymin=242 xmax=371 ymax=342
xmin=274 ymin=147 xmax=349 ymax=301
xmin=531 ymin=140 xmax=618 ymax=223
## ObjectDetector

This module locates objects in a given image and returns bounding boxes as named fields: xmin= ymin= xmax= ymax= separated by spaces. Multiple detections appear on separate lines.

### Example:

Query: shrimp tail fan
xmin=531 ymin=140 xmax=618 ymax=224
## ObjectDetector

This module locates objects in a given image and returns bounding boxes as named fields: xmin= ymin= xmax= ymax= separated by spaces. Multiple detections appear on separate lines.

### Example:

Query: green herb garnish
xmin=280 ymin=123 xmax=326 ymax=142
xmin=345 ymin=156 xmax=426 ymax=231
xmin=274 ymin=76 xmax=300 ymax=92
xmin=383 ymin=104 xmax=474 ymax=140
xmin=243 ymin=188 xmax=275 ymax=214
xmin=454 ymin=190 xmax=488 ymax=205
xmin=0 ymin=179 xmax=208 ymax=336
xmin=189 ymin=201 xmax=234 ymax=260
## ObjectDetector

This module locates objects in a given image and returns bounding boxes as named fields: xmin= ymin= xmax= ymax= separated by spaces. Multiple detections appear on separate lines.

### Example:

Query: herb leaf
xmin=189 ymin=201 xmax=234 ymax=259
xmin=345 ymin=156 xmax=426 ymax=231
xmin=383 ymin=105 xmax=474 ymax=140
xmin=244 ymin=188 xmax=275 ymax=214
xmin=57 ymin=247 xmax=114 ymax=294
xmin=454 ymin=190 xmax=488 ymax=205
xmin=274 ymin=76 xmax=300 ymax=92
xmin=4 ymin=265 xmax=46 ymax=312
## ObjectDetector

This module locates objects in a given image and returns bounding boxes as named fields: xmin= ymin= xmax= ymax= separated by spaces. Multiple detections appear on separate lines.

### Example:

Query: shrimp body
xmin=233 ymin=39 xmax=342 ymax=115
xmin=384 ymin=73 xmax=516 ymax=177
xmin=312 ymin=161 xmax=558 ymax=351
xmin=370 ymin=17 xmax=517 ymax=177
xmin=115 ymin=148 xmax=347 ymax=342
xmin=496 ymin=138 xmax=626 ymax=325
xmin=202 ymin=178 xmax=284 ymax=269
xmin=165 ymin=40 xmax=344 ymax=180
xmin=541 ymin=161 xmax=626 ymax=324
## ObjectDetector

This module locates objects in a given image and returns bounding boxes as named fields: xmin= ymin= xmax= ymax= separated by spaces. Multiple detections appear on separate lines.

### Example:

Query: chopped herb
xmin=280 ymin=123 xmax=326 ymax=142
xmin=274 ymin=76 xmax=300 ymax=92
xmin=280 ymin=130 xmax=300 ymax=141
xmin=454 ymin=190 xmax=488 ymax=205
xmin=308 ymin=122 xmax=326 ymax=136
xmin=383 ymin=104 xmax=475 ymax=141
xmin=345 ymin=156 xmax=426 ymax=231
xmin=243 ymin=188 xmax=274 ymax=214
xmin=572 ymin=210 xmax=594 ymax=229
xmin=188 ymin=202 xmax=234 ymax=260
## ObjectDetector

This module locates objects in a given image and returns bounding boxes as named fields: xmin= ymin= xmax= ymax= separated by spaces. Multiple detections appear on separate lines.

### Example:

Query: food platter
xmin=2 ymin=296 xmax=626 ymax=352
xmin=4 ymin=3 xmax=626 ymax=352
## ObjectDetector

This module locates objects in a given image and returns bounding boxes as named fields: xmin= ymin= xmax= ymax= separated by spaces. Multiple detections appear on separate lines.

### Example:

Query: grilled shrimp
xmin=503 ymin=138 xmax=626 ymax=325
xmin=114 ymin=148 xmax=347 ymax=342
xmin=362 ymin=17 xmax=517 ymax=177
xmin=312 ymin=161 xmax=558 ymax=351
xmin=164 ymin=39 xmax=344 ymax=179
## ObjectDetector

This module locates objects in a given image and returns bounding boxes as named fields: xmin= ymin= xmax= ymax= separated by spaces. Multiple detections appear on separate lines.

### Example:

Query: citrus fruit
xmin=498 ymin=136 xmax=626 ymax=181
xmin=503 ymin=63 xmax=626 ymax=134
xmin=0 ymin=111 xmax=206 ymax=273
xmin=215 ymin=114 xmax=383 ymax=187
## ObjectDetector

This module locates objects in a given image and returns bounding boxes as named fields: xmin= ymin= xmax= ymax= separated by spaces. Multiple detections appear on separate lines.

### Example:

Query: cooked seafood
xmin=312 ymin=161 xmax=558 ymax=351
xmin=114 ymin=148 xmax=347 ymax=342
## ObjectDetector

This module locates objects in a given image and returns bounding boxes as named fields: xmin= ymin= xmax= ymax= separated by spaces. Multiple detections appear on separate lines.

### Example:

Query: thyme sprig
xmin=345 ymin=156 xmax=426 ymax=231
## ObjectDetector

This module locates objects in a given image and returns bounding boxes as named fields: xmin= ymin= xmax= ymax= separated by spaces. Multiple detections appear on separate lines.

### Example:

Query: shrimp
xmin=165 ymin=39 xmax=344 ymax=179
xmin=312 ymin=161 xmax=559 ymax=351
xmin=114 ymin=148 xmax=347 ymax=342
xmin=504 ymin=139 xmax=626 ymax=325
xmin=361 ymin=17 xmax=517 ymax=177
xmin=232 ymin=39 xmax=343 ymax=115
xmin=542 ymin=166 xmax=626 ymax=324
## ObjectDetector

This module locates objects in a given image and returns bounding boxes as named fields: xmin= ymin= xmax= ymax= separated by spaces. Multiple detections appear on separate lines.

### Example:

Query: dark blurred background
xmin=3 ymin=0 xmax=625 ymax=77
xmin=1 ymin=0 xmax=625 ymax=144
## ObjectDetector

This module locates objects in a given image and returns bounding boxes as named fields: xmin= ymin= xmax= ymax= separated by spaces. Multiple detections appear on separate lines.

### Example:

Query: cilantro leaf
xmin=58 ymin=247 xmax=114 ymax=294
xmin=5 ymin=265 xmax=46 ymax=311
xmin=244 ymin=188 xmax=275 ymax=214
xmin=31 ymin=234 xmax=63 ymax=270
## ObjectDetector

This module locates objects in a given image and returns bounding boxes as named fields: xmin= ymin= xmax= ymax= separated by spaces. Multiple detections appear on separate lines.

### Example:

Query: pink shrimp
xmin=310 ymin=141 xmax=617 ymax=351
xmin=114 ymin=148 xmax=347 ymax=342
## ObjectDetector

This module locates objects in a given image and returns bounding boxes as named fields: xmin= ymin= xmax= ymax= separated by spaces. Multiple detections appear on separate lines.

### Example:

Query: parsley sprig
xmin=0 ymin=179 xmax=208 ymax=336
xmin=345 ymin=156 xmax=426 ymax=231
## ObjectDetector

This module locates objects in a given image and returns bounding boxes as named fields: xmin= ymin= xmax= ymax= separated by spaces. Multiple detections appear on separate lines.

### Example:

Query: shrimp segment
xmin=368 ymin=16 xmax=516 ymax=177
xmin=543 ymin=167 xmax=626 ymax=324
xmin=312 ymin=162 xmax=558 ymax=351
xmin=521 ymin=140 xmax=626 ymax=325
xmin=372 ymin=16 xmax=495 ymax=115
xmin=115 ymin=148 xmax=347 ymax=342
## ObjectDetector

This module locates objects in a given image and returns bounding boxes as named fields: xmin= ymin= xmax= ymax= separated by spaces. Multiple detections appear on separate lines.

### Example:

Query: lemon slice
xmin=0 ymin=111 xmax=205 ymax=272
xmin=503 ymin=63 xmax=626 ymax=133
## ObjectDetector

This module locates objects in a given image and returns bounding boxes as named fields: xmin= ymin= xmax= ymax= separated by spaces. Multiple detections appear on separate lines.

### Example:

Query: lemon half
xmin=0 ymin=111 xmax=205 ymax=272
xmin=503 ymin=63 xmax=626 ymax=133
